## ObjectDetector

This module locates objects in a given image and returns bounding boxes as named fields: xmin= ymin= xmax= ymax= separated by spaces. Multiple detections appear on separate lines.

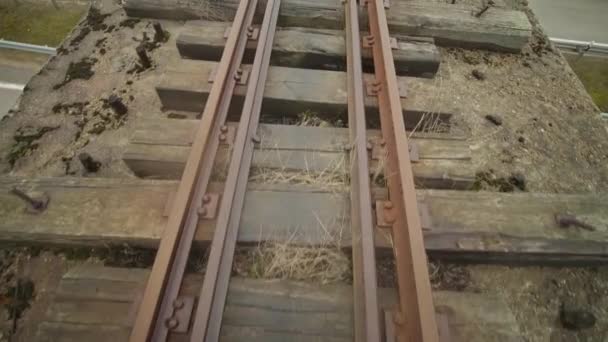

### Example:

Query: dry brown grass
xmin=196 ymin=0 xmax=231 ymax=21
xmin=233 ymin=200 xmax=351 ymax=284
xmin=408 ymin=111 xmax=450 ymax=138
xmin=248 ymin=151 xmax=350 ymax=192
xmin=234 ymin=242 xmax=351 ymax=284
xmin=296 ymin=110 xmax=336 ymax=127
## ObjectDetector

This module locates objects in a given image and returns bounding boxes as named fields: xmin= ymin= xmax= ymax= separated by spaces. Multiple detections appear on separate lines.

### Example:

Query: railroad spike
xmin=10 ymin=187 xmax=49 ymax=213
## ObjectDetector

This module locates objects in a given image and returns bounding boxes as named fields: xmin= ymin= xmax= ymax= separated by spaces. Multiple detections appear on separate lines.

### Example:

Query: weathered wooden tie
xmin=177 ymin=21 xmax=440 ymax=77
xmin=123 ymin=120 xmax=473 ymax=189
xmin=123 ymin=0 xmax=532 ymax=51
xmin=35 ymin=265 xmax=523 ymax=341
xmin=154 ymin=54 xmax=453 ymax=129
xmin=2 ymin=177 xmax=608 ymax=265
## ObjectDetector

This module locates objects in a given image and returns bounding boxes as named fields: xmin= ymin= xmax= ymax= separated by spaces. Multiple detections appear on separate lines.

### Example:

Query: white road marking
xmin=0 ymin=81 xmax=25 ymax=91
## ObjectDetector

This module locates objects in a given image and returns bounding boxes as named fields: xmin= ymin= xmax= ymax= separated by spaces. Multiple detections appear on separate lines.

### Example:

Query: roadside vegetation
xmin=565 ymin=54 xmax=608 ymax=112
xmin=0 ymin=3 xmax=86 ymax=46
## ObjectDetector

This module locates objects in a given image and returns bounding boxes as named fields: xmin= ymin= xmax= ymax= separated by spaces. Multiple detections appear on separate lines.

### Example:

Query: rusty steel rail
xmin=129 ymin=0 xmax=257 ymax=339
xmin=344 ymin=0 xmax=381 ymax=341
xmin=364 ymin=0 xmax=439 ymax=341
xmin=189 ymin=0 xmax=280 ymax=339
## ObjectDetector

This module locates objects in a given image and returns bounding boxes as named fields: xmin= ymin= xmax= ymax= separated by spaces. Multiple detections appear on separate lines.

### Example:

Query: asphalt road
xmin=0 ymin=55 xmax=45 ymax=120
xmin=528 ymin=0 xmax=608 ymax=43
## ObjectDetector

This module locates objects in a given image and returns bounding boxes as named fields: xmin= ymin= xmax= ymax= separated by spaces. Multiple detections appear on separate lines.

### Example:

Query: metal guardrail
xmin=0 ymin=39 xmax=56 ymax=55
xmin=550 ymin=37 xmax=608 ymax=56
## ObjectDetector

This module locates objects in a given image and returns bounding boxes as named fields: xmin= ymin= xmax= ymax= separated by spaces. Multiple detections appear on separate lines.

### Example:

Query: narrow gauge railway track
xmin=345 ymin=0 xmax=438 ymax=341
xmin=129 ymin=0 xmax=439 ymax=340
xmin=129 ymin=0 xmax=277 ymax=339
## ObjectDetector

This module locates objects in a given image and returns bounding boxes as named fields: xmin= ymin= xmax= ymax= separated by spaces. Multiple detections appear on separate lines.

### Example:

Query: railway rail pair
xmin=129 ymin=0 xmax=438 ymax=340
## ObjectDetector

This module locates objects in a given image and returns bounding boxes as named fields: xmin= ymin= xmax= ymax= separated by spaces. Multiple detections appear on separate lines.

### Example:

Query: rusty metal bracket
xmin=389 ymin=37 xmax=398 ymax=49
xmin=418 ymin=201 xmax=432 ymax=230
xmin=409 ymin=141 xmax=420 ymax=163
xmin=364 ymin=36 xmax=397 ymax=49
xmin=164 ymin=296 xmax=195 ymax=333
xmin=224 ymin=26 xmax=259 ymax=40
xmin=370 ymin=140 xmax=418 ymax=162
xmin=384 ymin=310 xmax=396 ymax=342
xmin=163 ymin=192 xmax=220 ymax=219
xmin=435 ymin=306 xmax=453 ymax=342
xmin=385 ymin=307 xmax=451 ymax=342
xmin=208 ymin=67 xmax=249 ymax=85
xmin=10 ymin=187 xmax=49 ymax=214
xmin=234 ymin=68 xmax=250 ymax=85
xmin=361 ymin=35 xmax=375 ymax=48
xmin=218 ymin=125 xmax=236 ymax=146
xmin=198 ymin=193 xmax=220 ymax=220
xmin=376 ymin=200 xmax=432 ymax=230
xmin=371 ymin=140 xmax=385 ymax=161
xmin=375 ymin=200 xmax=395 ymax=228
xmin=366 ymin=79 xmax=382 ymax=96
xmin=162 ymin=191 xmax=176 ymax=217
xmin=365 ymin=79 xmax=407 ymax=98
xmin=398 ymin=83 xmax=408 ymax=98
xmin=246 ymin=26 xmax=260 ymax=40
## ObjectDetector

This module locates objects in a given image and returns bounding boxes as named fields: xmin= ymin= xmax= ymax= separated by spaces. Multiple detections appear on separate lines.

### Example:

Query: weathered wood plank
xmin=46 ymin=300 xmax=134 ymax=326
xmin=155 ymin=56 xmax=453 ymax=129
xmin=124 ymin=120 xmax=474 ymax=189
xmin=1 ymin=177 xmax=608 ymax=265
xmin=130 ymin=119 xmax=468 ymax=149
xmin=177 ymin=21 xmax=440 ymax=77
xmin=37 ymin=322 xmax=131 ymax=342
xmin=123 ymin=0 xmax=531 ymax=52
xmin=39 ymin=266 xmax=523 ymax=341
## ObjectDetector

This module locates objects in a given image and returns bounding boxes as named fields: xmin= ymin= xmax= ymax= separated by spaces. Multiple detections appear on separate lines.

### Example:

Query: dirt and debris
xmin=468 ymin=265 xmax=608 ymax=341
xmin=152 ymin=22 xmax=170 ymax=43
xmin=78 ymin=152 xmax=101 ymax=173
xmin=108 ymin=95 xmax=129 ymax=115
xmin=233 ymin=243 xmax=351 ymax=284
xmin=65 ymin=7 xmax=112 ymax=53
xmin=53 ymin=57 xmax=98 ymax=89
xmin=484 ymin=114 xmax=503 ymax=126
xmin=3 ymin=278 xmax=35 ymax=333
xmin=473 ymin=169 xmax=527 ymax=192
xmin=7 ymin=126 xmax=58 ymax=167
xmin=560 ymin=301 xmax=597 ymax=330
xmin=119 ymin=18 xmax=141 ymax=29
xmin=377 ymin=256 xmax=472 ymax=291
xmin=471 ymin=68 xmax=486 ymax=80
